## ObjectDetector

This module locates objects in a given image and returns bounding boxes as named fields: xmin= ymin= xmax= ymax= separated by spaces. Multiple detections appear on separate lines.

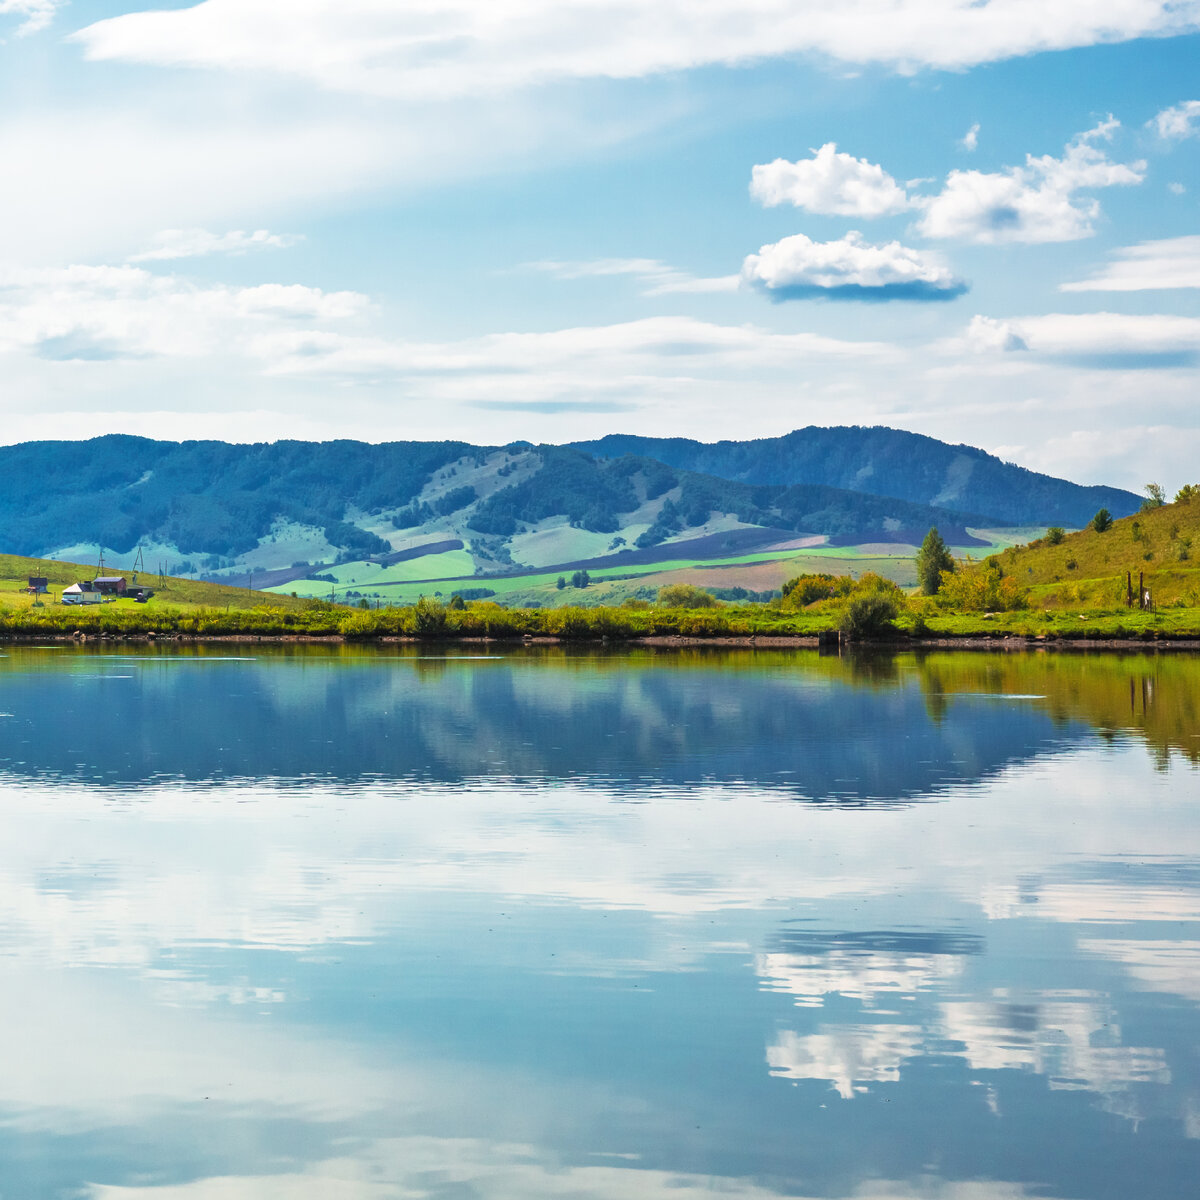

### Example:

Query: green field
xmin=267 ymin=533 xmax=1013 ymax=607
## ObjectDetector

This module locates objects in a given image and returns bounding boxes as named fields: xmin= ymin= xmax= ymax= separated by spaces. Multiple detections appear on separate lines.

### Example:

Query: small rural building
xmin=23 ymin=576 xmax=49 ymax=595
xmin=62 ymin=583 xmax=103 ymax=605
xmin=92 ymin=576 xmax=128 ymax=596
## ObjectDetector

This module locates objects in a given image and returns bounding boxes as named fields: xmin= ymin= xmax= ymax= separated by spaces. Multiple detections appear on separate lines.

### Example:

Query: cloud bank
xmin=1062 ymin=236 xmax=1200 ymax=292
xmin=965 ymin=311 xmax=1200 ymax=368
xmin=72 ymin=1 xmax=1200 ymax=97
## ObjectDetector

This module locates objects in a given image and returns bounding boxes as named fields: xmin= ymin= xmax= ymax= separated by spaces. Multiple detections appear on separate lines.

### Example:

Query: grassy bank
xmin=3 ymin=597 xmax=1198 ymax=642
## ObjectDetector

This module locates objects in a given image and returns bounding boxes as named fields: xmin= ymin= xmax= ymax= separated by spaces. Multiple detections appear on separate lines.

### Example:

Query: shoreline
xmin=4 ymin=631 xmax=1200 ymax=651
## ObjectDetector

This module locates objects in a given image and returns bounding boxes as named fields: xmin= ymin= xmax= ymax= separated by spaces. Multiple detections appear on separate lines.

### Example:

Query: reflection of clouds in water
xmin=982 ymin=879 xmax=1200 ymax=923
xmin=1078 ymin=939 xmax=1200 ymax=1003
xmin=938 ymin=996 xmax=1169 ymax=1090
xmin=0 ymin=742 xmax=1196 ymax=982
xmin=767 ymin=996 xmax=1170 ymax=1105
xmin=86 ymin=1136 xmax=1045 ymax=1200
xmin=767 ymin=1025 xmax=925 ymax=1099
xmin=757 ymin=948 xmax=969 ymax=1008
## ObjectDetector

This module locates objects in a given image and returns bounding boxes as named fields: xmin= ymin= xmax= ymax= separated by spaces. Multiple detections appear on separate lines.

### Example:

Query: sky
xmin=1 ymin=2 xmax=1199 ymax=489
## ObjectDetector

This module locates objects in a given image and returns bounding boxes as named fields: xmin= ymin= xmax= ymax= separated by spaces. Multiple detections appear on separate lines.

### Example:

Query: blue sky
xmin=1 ymin=1 xmax=1199 ymax=488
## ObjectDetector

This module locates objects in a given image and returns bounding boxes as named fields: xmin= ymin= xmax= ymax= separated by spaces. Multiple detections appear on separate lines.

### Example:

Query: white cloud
xmin=0 ymin=0 xmax=61 ymax=36
xmin=1061 ymin=235 xmax=1200 ymax=291
xmin=961 ymin=123 xmax=980 ymax=151
xmin=962 ymin=310 xmax=1200 ymax=363
xmin=0 ymin=264 xmax=368 ymax=362
xmin=741 ymin=231 xmax=965 ymax=300
xmin=527 ymin=258 xmax=739 ymax=296
xmin=964 ymin=315 xmax=1028 ymax=353
xmin=1149 ymin=99 xmax=1200 ymax=140
xmin=71 ymin=1 xmax=1200 ymax=97
xmin=257 ymin=314 xmax=893 ymax=392
xmin=129 ymin=228 xmax=303 ymax=263
xmin=1169 ymin=181 xmax=1186 ymax=194
xmin=916 ymin=119 xmax=1145 ymax=244
xmin=750 ymin=143 xmax=910 ymax=217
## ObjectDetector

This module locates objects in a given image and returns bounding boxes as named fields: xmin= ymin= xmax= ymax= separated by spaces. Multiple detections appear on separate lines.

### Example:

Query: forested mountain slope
xmin=0 ymin=431 xmax=1124 ymax=577
xmin=570 ymin=427 xmax=1139 ymax=527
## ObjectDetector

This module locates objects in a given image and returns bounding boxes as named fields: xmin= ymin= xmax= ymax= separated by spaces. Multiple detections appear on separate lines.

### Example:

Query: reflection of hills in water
xmin=0 ymin=645 xmax=1158 ymax=798
xmin=915 ymin=650 xmax=1200 ymax=768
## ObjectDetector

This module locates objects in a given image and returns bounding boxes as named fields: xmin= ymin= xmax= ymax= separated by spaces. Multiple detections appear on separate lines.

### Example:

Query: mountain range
xmin=0 ymin=429 xmax=1139 ymax=586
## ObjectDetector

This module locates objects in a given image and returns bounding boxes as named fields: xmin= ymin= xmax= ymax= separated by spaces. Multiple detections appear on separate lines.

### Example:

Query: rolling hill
xmin=996 ymin=490 xmax=1200 ymax=608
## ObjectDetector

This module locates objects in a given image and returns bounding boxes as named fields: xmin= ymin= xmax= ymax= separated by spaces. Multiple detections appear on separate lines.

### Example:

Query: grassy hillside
xmin=995 ymin=493 xmax=1200 ymax=608
xmin=0 ymin=553 xmax=312 ymax=613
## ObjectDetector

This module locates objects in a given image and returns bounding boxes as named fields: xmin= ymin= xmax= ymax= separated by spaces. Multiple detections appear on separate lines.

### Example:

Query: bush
xmin=937 ymin=559 xmax=1027 ymax=611
xmin=840 ymin=593 xmax=900 ymax=639
xmin=657 ymin=584 xmax=719 ymax=609
xmin=413 ymin=596 xmax=448 ymax=635
xmin=1046 ymin=527 xmax=1065 ymax=545
xmin=1092 ymin=508 xmax=1113 ymax=533
xmin=781 ymin=573 xmax=853 ymax=608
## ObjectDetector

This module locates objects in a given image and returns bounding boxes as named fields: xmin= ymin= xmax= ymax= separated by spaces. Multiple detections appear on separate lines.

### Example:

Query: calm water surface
xmin=0 ymin=644 xmax=1198 ymax=1199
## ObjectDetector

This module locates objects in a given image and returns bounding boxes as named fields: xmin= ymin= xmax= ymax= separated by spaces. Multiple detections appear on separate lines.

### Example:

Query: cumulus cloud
xmin=916 ymin=119 xmax=1145 ymax=244
xmin=1061 ymin=236 xmax=1200 ymax=292
xmin=750 ymin=143 xmax=910 ymax=217
xmin=527 ymin=258 xmax=738 ymax=296
xmin=0 ymin=0 xmax=61 ymax=36
xmin=1149 ymin=100 xmax=1200 ymax=140
xmin=71 ymin=1 xmax=1200 ymax=98
xmin=963 ymin=311 xmax=1200 ymax=368
xmin=741 ymin=231 xmax=966 ymax=301
xmin=129 ymin=228 xmax=303 ymax=263
xmin=961 ymin=123 xmax=980 ymax=151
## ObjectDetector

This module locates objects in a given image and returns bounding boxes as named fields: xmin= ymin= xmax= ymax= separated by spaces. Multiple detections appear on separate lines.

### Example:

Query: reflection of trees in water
xmin=911 ymin=651 xmax=1200 ymax=767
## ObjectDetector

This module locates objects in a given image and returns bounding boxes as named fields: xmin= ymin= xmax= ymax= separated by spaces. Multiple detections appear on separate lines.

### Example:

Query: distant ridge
xmin=569 ymin=427 xmax=1140 ymax=528
xmin=0 ymin=429 xmax=1137 ymax=580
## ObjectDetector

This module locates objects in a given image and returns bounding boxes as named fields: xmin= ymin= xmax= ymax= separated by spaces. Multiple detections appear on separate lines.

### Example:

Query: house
xmin=92 ymin=576 xmax=127 ymax=596
xmin=62 ymin=582 xmax=104 ymax=605
xmin=23 ymin=576 xmax=49 ymax=595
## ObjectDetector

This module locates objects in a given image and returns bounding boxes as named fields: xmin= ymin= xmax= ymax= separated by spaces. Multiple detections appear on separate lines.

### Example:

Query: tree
xmin=657 ymin=584 xmax=718 ymax=609
xmin=1175 ymin=483 xmax=1199 ymax=504
xmin=556 ymin=576 xmax=566 ymax=590
xmin=915 ymin=526 xmax=955 ymax=596
xmin=1046 ymin=527 xmax=1065 ymax=545
xmin=570 ymin=569 xmax=590 ymax=589
xmin=1092 ymin=508 xmax=1113 ymax=532
xmin=1142 ymin=482 xmax=1166 ymax=511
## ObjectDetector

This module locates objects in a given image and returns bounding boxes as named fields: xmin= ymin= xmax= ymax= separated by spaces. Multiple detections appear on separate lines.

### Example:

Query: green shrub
xmin=657 ymin=584 xmax=719 ymax=608
xmin=1046 ymin=527 xmax=1065 ymax=545
xmin=840 ymin=593 xmax=900 ymax=639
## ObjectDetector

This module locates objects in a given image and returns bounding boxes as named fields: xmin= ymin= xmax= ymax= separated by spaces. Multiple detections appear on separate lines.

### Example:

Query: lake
xmin=0 ymin=643 xmax=1197 ymax=1199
